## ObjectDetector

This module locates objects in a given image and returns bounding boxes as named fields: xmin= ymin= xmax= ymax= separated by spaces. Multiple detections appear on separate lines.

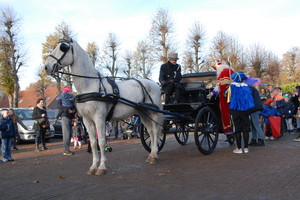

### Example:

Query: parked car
xmin=0 ymin=108 xmax=55 ymax=144
xmin=47 ymin=109 xmax=62 ymax=136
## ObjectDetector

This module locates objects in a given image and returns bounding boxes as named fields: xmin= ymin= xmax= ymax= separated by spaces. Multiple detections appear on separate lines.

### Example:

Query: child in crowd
xmin=72 ymin=120 xmax=82 ymax=149
xmin=106 ymin=121 xmax=112 ymax=137
xmin=56 ymin=87 xmax=76 ymax=113
xmin=261 ymin=99 xmax=281 ymax=140
xmin=0 ymin=109 xmax=15 ymax=162
xmin=283 ymin=94 xmax=295 ymax=134
xmin=228 ymin=71 xmax=254 ymax=154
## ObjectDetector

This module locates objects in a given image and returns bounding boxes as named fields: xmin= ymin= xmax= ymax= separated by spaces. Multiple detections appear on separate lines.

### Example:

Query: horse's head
xmin=44 ymin=39 xmax=74 ymax=75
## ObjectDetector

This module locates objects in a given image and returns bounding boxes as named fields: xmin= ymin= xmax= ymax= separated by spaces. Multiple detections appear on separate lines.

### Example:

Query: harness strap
xmin=105 ymin=77 xmax=120 ymax=122
xmin=98 ymin=72 xmax=106 ymax=94
xmin=132 ymin=78 xmax=154 ymax=105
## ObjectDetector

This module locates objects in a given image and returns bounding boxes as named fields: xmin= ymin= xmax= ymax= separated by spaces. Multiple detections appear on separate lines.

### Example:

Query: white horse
xmin=44 ymin=39 xmax=164 ymax=175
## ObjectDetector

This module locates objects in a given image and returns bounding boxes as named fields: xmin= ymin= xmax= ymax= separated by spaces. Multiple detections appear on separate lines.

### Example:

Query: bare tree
xmin=184 ymin=21 xmax=206 ymax=72
xmin=123 ymin=50 xmax=133 ymax=78
xmin=182 ymin=51 xmax=194 ymax=73
xmin=149 ymin=8 xmax=176 ymax=63
xmin=133 ymin=39 xmax=155 ymax=79
xmin=280 ymin=47 xmax=300 ymax=84
xmin=248 ymin=43 xmax=267 ymax=78
xmin=34 ymin=66 xmax=53 ymax=99
xmin=86 ymin=41 xmax=99 ymax=67
xmin=100 ymin=33 xmax=120 ymax=77
xmin=210 ymin=31 xmax=229 ymax=63
xmin=265 ymin=51 xmax=281 ymax=86
xmin=0 ymin=5 xmax=26 ymax=107
xmin=210 ymin=31 xmax=246 ymax=72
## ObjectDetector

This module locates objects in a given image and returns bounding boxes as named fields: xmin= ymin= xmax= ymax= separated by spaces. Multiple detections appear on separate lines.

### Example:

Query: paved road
xmin=0 ymin=133 xmax=299 ymax=200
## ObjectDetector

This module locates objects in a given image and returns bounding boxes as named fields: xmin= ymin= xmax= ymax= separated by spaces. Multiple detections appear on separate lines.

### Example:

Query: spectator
xmin=32 ymin=98 xmax=49 ymax=152
xmin=105 ymin=121 xmax=112 ymax=137
xmin=267 ymin=85 xmax=274 ymax=98
xmin=56 ymin=87 xmax=76 ymax=112
xmin=228 ymin=71 xmax=254 ymax=154
xmin=261 ymin=99 xmax=281 ymax=140
xmin=283 ymin=94 xmax=295 ymax=134
xmin=8 ymin=109 xmax=28 ymax=150
xmin=72 ymin=120 xmax=82 ymax=149
xmin=0 ymin=109 xmax=15 ymax=162
xmin=249 ymin=86 xmax=265 ymax=146
xmin=272 ymin=87 xmax=286 ymax=136
xmin=291 ymin=86 xmax=300 ymax=111
xmin=159 ymin=52 xmax=182 ymax=104
xmin=260 ymin=88 xmax=268 ymax=105
xmin=53 ymin=88 xmax=76 ymax=156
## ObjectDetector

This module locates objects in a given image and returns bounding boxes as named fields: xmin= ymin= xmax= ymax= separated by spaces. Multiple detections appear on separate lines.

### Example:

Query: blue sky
xmin=1 ymin=0 xmax=300 ymax=89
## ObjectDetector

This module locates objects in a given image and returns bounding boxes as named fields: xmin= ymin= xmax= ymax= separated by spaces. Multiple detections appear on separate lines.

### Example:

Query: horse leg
xmin=83 ymin=119 xmax=99 ymax=175
xmin=140 ymin=113 xmax=160 ymax=164
xmin=95 ymin=119 xmax=107 ymax=175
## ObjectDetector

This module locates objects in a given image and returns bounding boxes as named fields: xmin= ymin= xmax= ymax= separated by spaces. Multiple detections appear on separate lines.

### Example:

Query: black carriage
xmin=139 ymin=71 xmax=226 ymax=155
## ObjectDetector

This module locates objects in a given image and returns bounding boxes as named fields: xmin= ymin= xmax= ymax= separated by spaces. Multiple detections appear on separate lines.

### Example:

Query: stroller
xmin=120 ymin=115 xmax=141 ymax=140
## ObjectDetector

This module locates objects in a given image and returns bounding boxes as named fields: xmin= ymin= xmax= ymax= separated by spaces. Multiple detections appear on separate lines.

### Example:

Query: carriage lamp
xmin=206 ymin=83 xmax=213 ymax=89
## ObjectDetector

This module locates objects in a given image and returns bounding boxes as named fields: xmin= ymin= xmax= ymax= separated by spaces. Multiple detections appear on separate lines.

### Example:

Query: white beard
xmin=216 ymin=64 xmax=227 ymax=78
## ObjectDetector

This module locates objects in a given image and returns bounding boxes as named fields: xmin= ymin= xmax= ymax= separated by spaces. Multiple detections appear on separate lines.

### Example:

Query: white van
xmin=2 ymin=108 xmax=55 ymax=143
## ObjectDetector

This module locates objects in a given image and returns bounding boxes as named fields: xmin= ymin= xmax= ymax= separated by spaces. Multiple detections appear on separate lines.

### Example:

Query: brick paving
xmin=0 ymin=132 xmax=299 ymax=200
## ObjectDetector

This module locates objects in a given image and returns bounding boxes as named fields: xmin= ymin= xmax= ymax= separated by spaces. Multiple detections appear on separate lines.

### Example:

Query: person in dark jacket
xmin=53 ymin=92 xmax=76 ymax=156
xmin=249 ymin=86 xmax=265 ymax=146
xmin=159 ymin=52 xmax=182 ymax=104
xmin=290 ymin=86 xmax=300 ymax=115
xmin=283 ymin=94 xmax=295 ymax=134
xmin=0 ymin=109 xmax=15 ymax=162
xmin=32 ymin=98 xmax=49 ymax=152
xmin=8 ymin=109 xmax=28 ymax=150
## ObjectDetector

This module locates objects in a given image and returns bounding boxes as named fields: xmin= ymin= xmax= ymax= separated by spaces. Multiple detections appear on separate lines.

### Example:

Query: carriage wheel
xmin=194 ymin=107 xmax=219 ymax=155
xmin=174 ymin=124 xmax=189 ymax=145
xmin=140 ymin=124 xmax=166 ymax=153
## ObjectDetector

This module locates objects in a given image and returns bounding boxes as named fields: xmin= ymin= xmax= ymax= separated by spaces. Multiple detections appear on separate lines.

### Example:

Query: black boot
xmin=255 ymin=139 xmax=265 ymax=147
xmin=41 ymin=142 xmax=48 ymax=150
xmin=248 ymin=139 xmax=257 ymax=146
xmin=41 ymin=146 xmax=48 ymax=150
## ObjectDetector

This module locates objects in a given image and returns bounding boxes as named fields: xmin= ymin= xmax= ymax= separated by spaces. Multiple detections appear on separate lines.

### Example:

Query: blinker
xmin=60 ymin=43 xmax=70 ymax=52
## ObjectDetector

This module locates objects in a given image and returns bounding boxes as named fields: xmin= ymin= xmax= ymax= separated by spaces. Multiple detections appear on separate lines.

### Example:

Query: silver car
xmin=4 ymin=108 xmax=55 ymax=143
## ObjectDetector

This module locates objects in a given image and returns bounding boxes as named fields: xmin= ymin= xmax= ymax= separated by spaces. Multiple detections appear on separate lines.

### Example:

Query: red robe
xmin=217 ymin=68 xmax=234 ymax=134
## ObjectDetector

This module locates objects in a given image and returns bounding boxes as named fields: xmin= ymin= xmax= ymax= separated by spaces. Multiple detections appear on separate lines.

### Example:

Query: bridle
xmin=48 ymin=38 xmax=74 ymax=75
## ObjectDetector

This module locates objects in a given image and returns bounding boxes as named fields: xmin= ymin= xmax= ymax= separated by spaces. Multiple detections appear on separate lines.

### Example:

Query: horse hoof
xmin=146 ymin=156 xmax=157 ymax=164
xmin=150 ymin=157 xmax=158 ymax=165
xmin=145 ymin=156 xmax=152 ymax=163
xmin=95 ymin=169 xmax=106 ymax=175
xmin=86 ymin=169 xmax=96 ymax=175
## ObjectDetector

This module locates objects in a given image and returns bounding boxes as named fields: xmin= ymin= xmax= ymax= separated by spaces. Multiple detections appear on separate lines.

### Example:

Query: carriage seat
xmin=180 ymin=82 xmax=206 ymax=103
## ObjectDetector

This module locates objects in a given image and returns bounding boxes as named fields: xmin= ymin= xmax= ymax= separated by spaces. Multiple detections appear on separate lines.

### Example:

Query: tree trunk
xmin=13 ymin=77 xmax=19 ymax=108
xmin=8 ymin=94 xmax=13 ymax=108
xmin=55 ymin=77 xmax=61 ymax=94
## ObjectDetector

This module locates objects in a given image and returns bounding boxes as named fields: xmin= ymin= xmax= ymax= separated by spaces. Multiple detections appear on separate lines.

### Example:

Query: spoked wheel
xmin=194 ymin=107 xmax=219 ymax=155
xmin=174 ymin=123 xmax=189 ymax=145
xmin=140 ymin=123 xmax=166 ymax=153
